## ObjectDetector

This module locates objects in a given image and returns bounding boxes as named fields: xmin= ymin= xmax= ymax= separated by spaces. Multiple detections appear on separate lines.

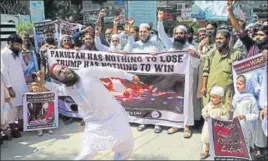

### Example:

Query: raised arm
xmin=95 ymin=26 xmax=110 ymax=52
xmin=80 ymin=66 xmax=139 ymax=82
xmin=157 ymin=10 xmax=173 ymax=49
xmin=227 ymin=0 xmax=243 ymax=33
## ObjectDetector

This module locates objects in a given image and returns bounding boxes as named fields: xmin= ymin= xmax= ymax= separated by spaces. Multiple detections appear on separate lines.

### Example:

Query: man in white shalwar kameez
xmin=157 ymin=10 xmax=200 ymax=137
xmin=126 ymin=23 xmax=165 ymax=53
xmin=1 ymin=34 xmax=28 ymax=136
xmin=37 ymin=64 xmax=139 ymax=160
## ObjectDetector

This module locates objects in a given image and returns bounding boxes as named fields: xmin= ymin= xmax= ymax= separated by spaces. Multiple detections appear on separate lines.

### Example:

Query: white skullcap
xmin=111 ymin=34 xmax=120 ymax=39
xmin=174 ymin=25 xmax=188 ymax=33
xmin=198 ymin=28 xmax=206 ymax=33
xmin=139 ymin=23 xmax=150 ymax=30
xmin=245 ymin=23 xmax=256 ymax=30
xmin=60 ymin=34 xmax=71 ymax=40
xmin=210 ymin=86 xmax=224 ymax=97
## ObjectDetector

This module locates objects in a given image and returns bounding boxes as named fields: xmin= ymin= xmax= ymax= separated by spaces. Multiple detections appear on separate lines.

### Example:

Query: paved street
xmin=1 ymin=120 xmax=203 ymax=160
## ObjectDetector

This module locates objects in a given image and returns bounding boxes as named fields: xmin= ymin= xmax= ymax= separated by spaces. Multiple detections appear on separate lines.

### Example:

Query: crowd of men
xmin=1 ymin=1 xmax=268 ymax=160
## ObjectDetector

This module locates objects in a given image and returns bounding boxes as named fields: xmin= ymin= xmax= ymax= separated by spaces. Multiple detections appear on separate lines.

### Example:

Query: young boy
xmin=232 ymin=75 xmax=259 ymax=152
xmin=200 ymin=86 xmax=229 ymax=159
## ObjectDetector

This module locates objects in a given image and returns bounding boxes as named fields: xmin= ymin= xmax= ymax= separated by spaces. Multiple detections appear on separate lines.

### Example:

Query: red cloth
xmin=44 ymin=103 xmax=54 ymax=120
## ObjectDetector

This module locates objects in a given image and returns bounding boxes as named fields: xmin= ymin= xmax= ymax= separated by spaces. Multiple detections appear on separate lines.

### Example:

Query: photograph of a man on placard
xmin=27 ymin=101 xmax=55 ymax=128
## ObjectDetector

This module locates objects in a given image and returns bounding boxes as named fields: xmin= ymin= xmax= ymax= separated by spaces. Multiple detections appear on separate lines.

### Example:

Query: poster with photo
xmin=23 ymin=91 xmax=59 ymax=131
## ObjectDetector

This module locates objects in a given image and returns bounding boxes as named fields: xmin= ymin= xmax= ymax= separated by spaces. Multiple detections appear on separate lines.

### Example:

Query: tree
xmin=16 ymin=22 xmax=34 ymax=36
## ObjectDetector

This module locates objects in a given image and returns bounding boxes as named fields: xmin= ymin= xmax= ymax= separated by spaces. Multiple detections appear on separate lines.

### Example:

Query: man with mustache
xmin=157 ymin=10 xmax=200 ymax=137
xmin=228 ymin=0 xmax=268 ymax=59
xmin=127 ymin=23 xmax=165 ymax=53
xmin=36 ymin=64 xmax=140 ymax=160
xmin=1 ymin=34 xmax=29 ymax=137
xmin=40 ymin=29 xmax=57 ymax=79
xmin=201 ymin=29 xmax=243 ymax=110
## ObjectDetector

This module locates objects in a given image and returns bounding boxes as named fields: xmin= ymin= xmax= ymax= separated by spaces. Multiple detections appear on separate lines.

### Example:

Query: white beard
xmin=110 ymin=44 xmax=122 ymax=52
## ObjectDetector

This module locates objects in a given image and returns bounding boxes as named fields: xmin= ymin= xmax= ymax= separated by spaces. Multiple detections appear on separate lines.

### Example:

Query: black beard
xmin=10 ymin=47 xmax=20 ymax=58
xmin=56 ymin=70 xmax=80 ymax=87
xmin=46 ymin=39 xmax=55 ymax=45
xmin=216 ymin=43 xmax=227 ymax=52
xmin=141 ymin=35 xmax=150 ymax=43
xmin=173 ymin=41 xmax=185 ymax=50
xmin=188 ymin=37 xmax=193 ymax=44
xmin=256 ymin=39 xmax=268 ymax=50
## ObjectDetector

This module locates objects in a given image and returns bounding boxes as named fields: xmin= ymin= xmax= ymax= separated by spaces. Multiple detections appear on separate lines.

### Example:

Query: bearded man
xmin=36 ymin=64 xmax=140 ymax=160
xmin=127 ymin=23 xmax=165 ymax=53
xmin=95 ymin=32 xmax=123 ymax=53
xmin=1 ymin=34 xmax=29 ymax=137
xmin=201 ymin=29 xmax=243 ymax=108
xmin=157 ymin=10 xmax=200 ymax=137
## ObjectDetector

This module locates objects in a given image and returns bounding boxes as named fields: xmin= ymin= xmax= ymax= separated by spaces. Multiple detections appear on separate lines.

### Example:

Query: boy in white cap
xmin=200 ymin=85 xmax=230 ymax=159
xmin=232 ymin=75 xmax=259 ymax=153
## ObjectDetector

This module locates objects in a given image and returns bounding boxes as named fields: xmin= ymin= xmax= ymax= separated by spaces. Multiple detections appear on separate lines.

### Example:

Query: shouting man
xmin=36 ymin=64 xmax=140 ymax=160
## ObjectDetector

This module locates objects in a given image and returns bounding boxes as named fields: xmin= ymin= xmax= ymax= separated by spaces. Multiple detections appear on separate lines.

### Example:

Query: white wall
xmin=1 ymin=14 xmax=31 ymax=24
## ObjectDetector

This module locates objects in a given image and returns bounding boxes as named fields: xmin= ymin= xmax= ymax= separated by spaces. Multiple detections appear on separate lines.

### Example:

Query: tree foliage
xmin=16 ymin=22 xmax=34 ymax=35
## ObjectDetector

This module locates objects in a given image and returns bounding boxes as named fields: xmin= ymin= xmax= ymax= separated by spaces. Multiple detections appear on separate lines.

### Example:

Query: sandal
xmin=154 ymin=125 xmax=162 ymax=133
xmin=167 ymin=127 xmax=179 ymax=134
xmin=183 ymin=128 xmax=192 ymax=138
xmin=200 ymin=152 xmax=210 ymax=159
xmin=137 ymin=124 xmax=146 ymax=131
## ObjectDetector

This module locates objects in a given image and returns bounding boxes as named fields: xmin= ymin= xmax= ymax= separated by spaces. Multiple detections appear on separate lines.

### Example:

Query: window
xmin=177 ymin=4 xmax=183 ymax=10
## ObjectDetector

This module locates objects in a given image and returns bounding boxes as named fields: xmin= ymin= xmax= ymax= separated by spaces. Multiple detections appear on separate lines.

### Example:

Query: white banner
xmin=47 ymin=49 xmax=188 ymax=74
xmin=47 ymin=49 xmax=194 ymax=128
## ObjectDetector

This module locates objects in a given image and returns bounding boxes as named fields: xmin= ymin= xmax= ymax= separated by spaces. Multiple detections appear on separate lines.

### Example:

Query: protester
xmin=20 ymin=31 xmax=39 ymax=84
xmin=72 ymin=26 xmax=97 ymax=50
xmin=1 ymin=34 xmax=29 ymax=136
xmin=198 ymin=21 xmax=218 ymax=56
xmin=1 ymin=72 xmax=12 ymax=142
xmin=200 ymin=86 xmax=229 ymax=159
xmin=197 ymin=28 xmax=206 ymax=43
xmin=202 ymin=29 xmax=243 ymax=108
xmin=232 ymin=75 xmax=259 ymax=152
xmin=127 ymin=23 xmax=165 ymax=53
xmin=105 ymin=28 xmax=112 ymax=43
xmin=35 ymin=64 xmax=140 ymax=160
xmin=40 ymin=28 xmax=58 ymax=79
xmin=228 ymin=0 xmax=268 ymax=58
xmin=94 ymin=19 xmax=134 ymax=53
xmin=157 ymin=10 xmax=200 ymax=137
xmin=60 ymin=35 xmax=74 ymax=49
xmin=129 ymin=26 xmax=139 ymax=41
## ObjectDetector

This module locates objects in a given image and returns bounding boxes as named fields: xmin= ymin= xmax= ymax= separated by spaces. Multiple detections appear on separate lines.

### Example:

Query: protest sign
xmin=23 ymin=91 xmax=59 ymax=131
xmin=208 ymin=118 xmax=251 ymax=160
xmin=232 ymin=54 xmax=267 ymax=107
xmin=33 ymin=20 xmax=59 ymax=52
xmin=47 ymin=49 xmax=194 ymax=128
xmin=59 ymin=20 xmax=82 ymax=39
xmin=21 ymin=50 xmax=39 ymax=84
xmin=191 ymin=1 xmax=228 ymax=21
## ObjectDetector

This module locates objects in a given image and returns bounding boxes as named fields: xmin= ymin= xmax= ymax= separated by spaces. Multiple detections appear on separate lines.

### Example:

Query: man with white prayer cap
xmin=157 ymin=10 xmax=200 ymax=137
xmin=125 ymin=22 xmax=165 ymax=53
